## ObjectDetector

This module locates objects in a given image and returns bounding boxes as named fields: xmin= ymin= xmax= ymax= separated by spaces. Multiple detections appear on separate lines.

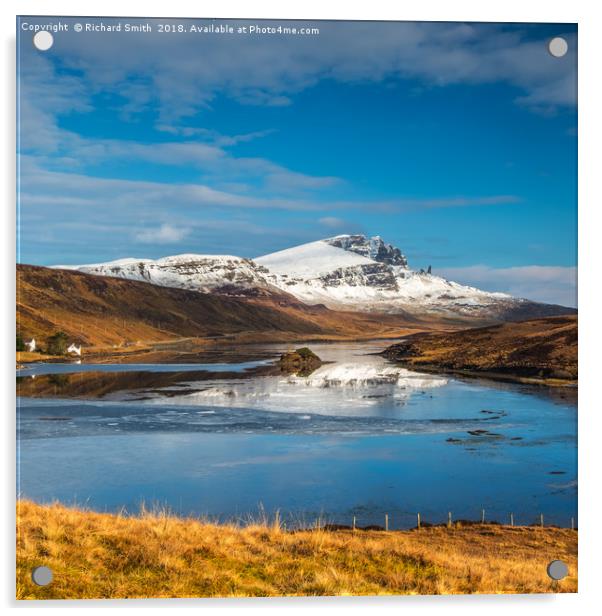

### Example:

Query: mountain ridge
xmin=54 ymin=234 xmax=575 ymax=322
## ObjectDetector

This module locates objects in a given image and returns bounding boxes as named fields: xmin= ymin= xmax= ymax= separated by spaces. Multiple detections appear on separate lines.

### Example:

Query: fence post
xmin=385 ymin=514 xmax=389 ymax=531
xmin=353 ymin=515 xmax=356 ymax=531
xmin=510 ymin=513 xmax=514 ymax=527
xmin=540 ymin=514 xmax=544 ymax=528
xmin=571 ymin=517 xmax=575 ymax=531
xmin=447 ymin=511 xmax=452 ymax=528
xmin=417 ymin=512 xmax=421 ymax=530
xmin=481 ymin=508 xmax=485 ymax=524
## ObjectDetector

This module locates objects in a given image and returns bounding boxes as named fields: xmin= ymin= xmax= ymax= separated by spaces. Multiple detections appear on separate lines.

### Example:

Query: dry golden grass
xmin=16 ymin=501 xmax=577 ymax=599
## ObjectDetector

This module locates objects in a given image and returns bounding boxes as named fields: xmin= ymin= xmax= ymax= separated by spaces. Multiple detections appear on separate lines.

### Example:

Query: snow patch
xmin=256 ymin=240 xmax=372 ymax=277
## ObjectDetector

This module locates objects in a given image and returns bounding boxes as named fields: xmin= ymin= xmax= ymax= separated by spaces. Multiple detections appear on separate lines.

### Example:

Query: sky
xmin=17 ymin=18 xmax=577 ymax=306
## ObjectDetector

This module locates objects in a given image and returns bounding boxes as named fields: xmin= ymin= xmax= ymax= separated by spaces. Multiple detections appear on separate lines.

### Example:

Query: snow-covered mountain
xmin=57 ymin=254 xmax=279 ymax=297
xmin=58 ymin=235 xmax=573 ymax=321
xmin=255 ymin=235 xmax=516 ymax=318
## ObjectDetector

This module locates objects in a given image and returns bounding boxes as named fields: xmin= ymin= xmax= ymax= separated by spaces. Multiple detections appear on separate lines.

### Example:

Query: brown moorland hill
xmin=16 ymin=264 xmax=431 ymax=350
xmin=382 ymin=315 xmax=577 ymax=384
xmin=17 ymin=500 xmax=577 ymax=598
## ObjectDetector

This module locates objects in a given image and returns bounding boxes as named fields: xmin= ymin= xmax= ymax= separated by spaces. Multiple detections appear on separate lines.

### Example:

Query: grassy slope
xmin=17 ymin=501 xmax=577 ymax=599
xmin=16 ymin=264 xmax=430 ymax=350
xmin=383 ymin=316 xmax=577 ymax=384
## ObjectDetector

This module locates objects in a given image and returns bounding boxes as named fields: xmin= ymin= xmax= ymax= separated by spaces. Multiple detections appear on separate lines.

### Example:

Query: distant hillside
xmin=16 ymin=265 xmax=428 ymax=349
xmin=382 ymin=316 xmax=577 ymax=384
xmin=64 ymin=234 xmax=576 ymax=321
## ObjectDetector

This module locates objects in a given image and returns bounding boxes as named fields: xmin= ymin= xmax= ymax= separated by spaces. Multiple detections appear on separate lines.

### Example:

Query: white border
xmin=2 ymin=1 xmax=601 ymax=614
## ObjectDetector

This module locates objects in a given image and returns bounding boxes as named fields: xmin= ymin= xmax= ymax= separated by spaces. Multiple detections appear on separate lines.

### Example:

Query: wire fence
xmin=225 ymin=506 xmax=578 ymax=532
xmin=100 ymin=499 xmax=578 ymax=532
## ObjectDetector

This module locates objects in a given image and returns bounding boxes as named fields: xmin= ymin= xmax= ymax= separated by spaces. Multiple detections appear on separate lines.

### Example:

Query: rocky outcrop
xmin=278 ymin=347 xmax=323 ymax=376
xmin=325 ymin=235 xmax=408 ymax=267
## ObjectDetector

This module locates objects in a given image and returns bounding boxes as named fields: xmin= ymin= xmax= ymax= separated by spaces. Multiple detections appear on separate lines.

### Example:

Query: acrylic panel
xmin=16 ymin=16 xmax=578 ymax=599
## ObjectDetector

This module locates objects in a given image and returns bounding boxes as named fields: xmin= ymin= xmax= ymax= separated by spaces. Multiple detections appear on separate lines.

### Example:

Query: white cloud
xmin=387 ymin=195 xmax=522 ymax=210
xmin=19 ymin=157 xmax=520 ymax=216
xmin=134 ymin=224 xmax=189 ymax=244
xmin=318 ymin=216 xmax=347 ymax=229
xmin=438 ymin=264 xmax=577 ymax=307
xmin=34 ymin=20 xmax=575 ymax=123
xmin=18 ymin=157 xmax=329 ymax=212
xmin=18 ymin=54 xmax=92 ymax=154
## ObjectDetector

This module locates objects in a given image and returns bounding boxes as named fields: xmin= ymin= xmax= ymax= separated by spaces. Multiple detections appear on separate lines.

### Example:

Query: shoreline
xmin=380 ymin=316 xmax=577 ymax=389
xmin=16 ymin=334 xmax=410 ymax=366
xmin=382 ymin=360 xmax=577 ymax=388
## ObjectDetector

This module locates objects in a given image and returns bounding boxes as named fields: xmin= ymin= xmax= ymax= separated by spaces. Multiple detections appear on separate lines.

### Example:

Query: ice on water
xmin=144 ymin=352 xmax=448 ymax=417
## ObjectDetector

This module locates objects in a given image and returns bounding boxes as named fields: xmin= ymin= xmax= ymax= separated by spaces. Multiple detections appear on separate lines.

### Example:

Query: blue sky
xmin=17 ymin=18 xmax=577 ymax=306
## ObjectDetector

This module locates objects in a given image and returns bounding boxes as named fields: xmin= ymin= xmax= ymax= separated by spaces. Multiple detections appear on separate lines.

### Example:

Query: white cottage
xmin=67 ymin=343 xmax=82 ymax=356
